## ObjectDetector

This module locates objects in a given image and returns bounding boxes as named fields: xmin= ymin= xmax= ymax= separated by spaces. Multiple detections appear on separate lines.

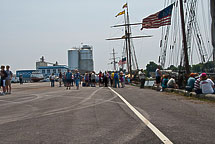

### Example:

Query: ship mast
xmin=125 ymin=5 xmax=133 ymax=77
xmin=179 ymin=0 xmax=190 ymax=75
xmin=211 ymin=0 xmax=215 ymax=61
xmin=106 ymin=3 xmax=152 ymax=77
xmin=110 ymin=48 xmax=117 ymax=71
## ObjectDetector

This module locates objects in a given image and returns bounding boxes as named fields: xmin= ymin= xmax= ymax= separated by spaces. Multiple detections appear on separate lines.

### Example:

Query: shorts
xmin=1 ymin=80 xmax=6 ymax=87
xmin=156 ymin=76 xmax=161 ymax=84
xmin=92 ymin=79 xmax=95 ymax=83
xmin=6 ymin=80 xmax=11 ymax=86
xmin=59 ymin=78 xmax=62 ymax=82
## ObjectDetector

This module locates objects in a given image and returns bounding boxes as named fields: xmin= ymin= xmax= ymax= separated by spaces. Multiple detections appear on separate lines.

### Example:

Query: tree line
xmin=145 ymin=61 xmax=215 ymax=77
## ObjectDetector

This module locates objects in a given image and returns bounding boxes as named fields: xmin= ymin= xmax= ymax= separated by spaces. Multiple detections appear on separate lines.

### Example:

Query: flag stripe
xmin=141 ymin=3 xmax=174 ymax=29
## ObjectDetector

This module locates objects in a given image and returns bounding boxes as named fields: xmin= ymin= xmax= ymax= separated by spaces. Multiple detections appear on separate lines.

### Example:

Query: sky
xmin=0 ymin=0 xmax=211 ymax=73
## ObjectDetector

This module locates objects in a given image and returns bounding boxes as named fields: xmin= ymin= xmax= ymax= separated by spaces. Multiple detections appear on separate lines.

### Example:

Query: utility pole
xmin=179 ymin=0 xmax=190 ymax=75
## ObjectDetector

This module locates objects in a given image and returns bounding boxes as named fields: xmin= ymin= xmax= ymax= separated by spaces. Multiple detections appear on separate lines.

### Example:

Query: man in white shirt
xmin=200 ymin=73 xmax=215 ymax=94
xmin=139 ymin=69 xmax=146 ymax=88
xmin=167 ymin=76 xmax=176 ymax=88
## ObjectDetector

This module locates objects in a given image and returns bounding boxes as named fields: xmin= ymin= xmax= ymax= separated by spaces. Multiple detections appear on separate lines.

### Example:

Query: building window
xmin=53 ymin=69 xmax=56 ymax=74
xmin=47 ymin=69 xmax=50 ymax=74
xmin=58 ymin=69 xmax=61 ymax=73
xmin=42 ymin=70 xmax=45 ymax=74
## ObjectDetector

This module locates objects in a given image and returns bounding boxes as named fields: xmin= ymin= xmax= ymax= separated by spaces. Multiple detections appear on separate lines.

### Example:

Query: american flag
xmin=141 ymin=3 xmax=174 ymax=30
xmin=118 ymin=58 xmax=126 ymax=65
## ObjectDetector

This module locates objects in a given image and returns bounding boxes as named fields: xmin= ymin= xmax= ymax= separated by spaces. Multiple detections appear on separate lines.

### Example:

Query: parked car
xmin=11 ymin=76 xmax=19 ymax=83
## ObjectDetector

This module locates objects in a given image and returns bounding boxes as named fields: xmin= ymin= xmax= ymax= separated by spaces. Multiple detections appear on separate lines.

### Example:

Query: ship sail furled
xmin=211 ymin=0 xmax=215 ymax=61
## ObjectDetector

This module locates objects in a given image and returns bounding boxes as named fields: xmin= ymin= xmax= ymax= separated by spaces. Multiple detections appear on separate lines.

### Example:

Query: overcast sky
xmin=0 ymin=0 xmax=211 ymax=73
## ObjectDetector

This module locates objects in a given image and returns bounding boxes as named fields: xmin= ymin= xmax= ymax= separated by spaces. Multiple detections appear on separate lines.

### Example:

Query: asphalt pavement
xmin=0 ymin=82 xmax=214 ymax=144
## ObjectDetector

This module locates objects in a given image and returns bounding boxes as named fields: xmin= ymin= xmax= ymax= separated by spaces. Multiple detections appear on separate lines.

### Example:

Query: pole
xmin=113 ymin=48 xmax=116 ymax=70
xmin=126 ymin=4 xmax=132 ymax=78
xmin=179 ymin=0 xmax=190 ymax=75
xmin=211 ymin=0 xmax=215 ymax=61
xmin=124 ymin=10 xmax=130 ymax=75
xmin=110 ymin=48 xmax=117 ymax=71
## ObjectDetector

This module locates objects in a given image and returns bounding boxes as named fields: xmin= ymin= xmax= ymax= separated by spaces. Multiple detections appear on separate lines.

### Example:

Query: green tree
xmin=166 ymin=65 xmax=178 ymax=72
xmin=145 ymin=61 xmax=159 ymax=77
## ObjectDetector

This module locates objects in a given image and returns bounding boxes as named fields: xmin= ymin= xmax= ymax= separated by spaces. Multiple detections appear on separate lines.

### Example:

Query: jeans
xmin=114 ymin=78 xmax=120 ymax=88
xmin=51 ymin=80 xmax=55 ymax=87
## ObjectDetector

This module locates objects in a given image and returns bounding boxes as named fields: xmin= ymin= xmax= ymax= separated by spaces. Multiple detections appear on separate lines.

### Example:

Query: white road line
xmin=108 ymin=87 xmax=173 ymax=144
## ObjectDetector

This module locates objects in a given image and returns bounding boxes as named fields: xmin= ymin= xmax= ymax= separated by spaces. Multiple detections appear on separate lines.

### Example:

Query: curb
xmin=152 ymin=86 xmax=215 ymax=101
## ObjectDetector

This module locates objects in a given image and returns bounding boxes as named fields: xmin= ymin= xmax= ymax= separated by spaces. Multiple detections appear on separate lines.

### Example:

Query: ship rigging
xmin=160 ymin=0 xmax=213 ymax=74
xmin=106 ymin=3 xmax=152 ymax=77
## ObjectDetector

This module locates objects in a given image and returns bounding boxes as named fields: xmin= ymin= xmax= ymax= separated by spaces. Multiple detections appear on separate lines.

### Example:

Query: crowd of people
xmin=2 ymin=64 xmax=215 ymax=95
xmin=155 ymin=67 xmax=215 ymax=94
xmin=49 ymin=69 xmax=81 ymax=90
xmin=49 ymin=70 xmax=128 ymax=89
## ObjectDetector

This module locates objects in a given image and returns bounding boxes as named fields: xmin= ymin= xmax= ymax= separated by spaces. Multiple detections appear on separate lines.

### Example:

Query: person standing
xmin=114 ymin=71 xmax=120 ymax=88
xmin=0 ymin=66 xmax=8 ymax=95
xmin=139 ymin=69 xmax=146 ymax=88
xmin=99 ymin=71 xmax=102 ymax=87
xmin=89 ymin=72 xmax=92 ymax=87
xmin=103 ymin=71 xmax=108 ymax=87
xmin=91 ymin=72 xmax=96 ymax=87
xmin=50 ymin=73 xmax=55 ymax=87
xmin=111 ymin=71 xmax=115 ymax=87
xmin=155 ymin=66 xmax=162 ymax=91
xmin=119 ymin=71 xmax=125 ymax=88
xmin=84 ymin=73 xmax=89 ymax=86
xmin=74 ymin=69 xmax=80 ymax=90
xmin=59 ymin=72 xmax=63 ymax=87
xmin=19 ymin=74 xmax=23 ymax=84
xmin=65 ymin=69 xmax=72 ymax=90
xmin=5 ymin=65 xmax=13 ymax=94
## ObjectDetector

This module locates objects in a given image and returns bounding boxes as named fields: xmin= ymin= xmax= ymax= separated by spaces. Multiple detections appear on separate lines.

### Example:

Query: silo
xmin=68 ymin=49 xmax=79 ymax=70
xmin=79 ymin=45 xmax=94 ymax=72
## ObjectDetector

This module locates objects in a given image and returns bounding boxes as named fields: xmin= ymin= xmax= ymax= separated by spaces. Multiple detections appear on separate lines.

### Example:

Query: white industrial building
xmin=68 ymin=45 xmax=94 ymax=74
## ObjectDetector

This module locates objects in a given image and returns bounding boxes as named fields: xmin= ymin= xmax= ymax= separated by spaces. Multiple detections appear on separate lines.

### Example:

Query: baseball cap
xmin=201 ymin=73 xmax=207 ymax=77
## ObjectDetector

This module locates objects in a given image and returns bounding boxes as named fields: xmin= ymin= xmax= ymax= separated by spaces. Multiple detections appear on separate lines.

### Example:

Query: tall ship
xmin=107 ymin=3 xmax=151 ymax=78
xmin=108 ymin=0 xmax=214 ymax=81
xmin=159 ymin=0 xmax=213 ymax=73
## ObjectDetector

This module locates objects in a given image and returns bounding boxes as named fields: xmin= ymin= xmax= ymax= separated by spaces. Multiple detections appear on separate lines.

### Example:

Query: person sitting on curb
xmin=160 ymin=75 xmax=168 ymax=92
xmin=185 ymin=73 xmax=197 ymax=92
xmin=167 ymin=75 xmax=177 ymax=88
xmin=194 ymin=74 xmax=202 ymax=94
xmin=200 ymin=73 xmax=215 ymax=94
